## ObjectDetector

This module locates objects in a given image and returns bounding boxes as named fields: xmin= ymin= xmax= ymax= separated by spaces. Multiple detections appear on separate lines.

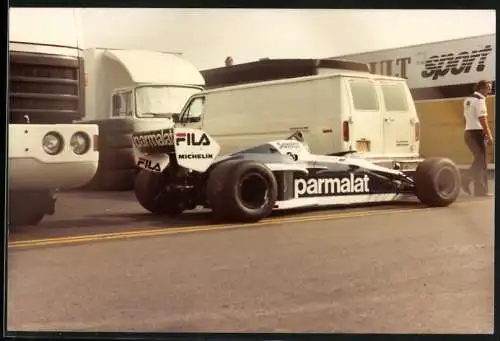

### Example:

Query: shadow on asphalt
xmin=11 ymin=196 xmax=488 ymax=238
xmin=13 ymin=201 xmax=426 ymax=233
xmin=60 ymin=189 xmax=138 ymax=202
xmin=16 ymin=185 xmax=489 ymax=234
xmin=41 ymin=200 xmax=427 ymax=230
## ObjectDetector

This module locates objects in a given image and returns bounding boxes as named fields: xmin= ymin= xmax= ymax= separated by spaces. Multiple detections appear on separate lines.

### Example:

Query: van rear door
xmin=377 ymin=80 xmax=418 ymax=157
xmin=344 ymin=78 xmax=384 ymax=155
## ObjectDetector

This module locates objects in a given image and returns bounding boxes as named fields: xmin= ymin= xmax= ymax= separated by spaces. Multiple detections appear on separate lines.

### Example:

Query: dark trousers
xmin=464 ymin=129 xmax=488 ymax=195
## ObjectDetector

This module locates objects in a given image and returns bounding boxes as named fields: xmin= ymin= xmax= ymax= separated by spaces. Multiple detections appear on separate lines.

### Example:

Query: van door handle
xmin=384 ymin=116 xmax=395 ymax=122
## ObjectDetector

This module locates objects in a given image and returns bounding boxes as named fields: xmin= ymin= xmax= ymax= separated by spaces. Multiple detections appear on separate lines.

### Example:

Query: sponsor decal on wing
xmin=173 ymin=128 xmax=221 ymax=173
xmin=132 ymin=129 xmax=175 ymax=149
xmin=136 ymin=154 xmax=170 ymax=173
xmin=272 ymin=140 xmax=310 ymax=161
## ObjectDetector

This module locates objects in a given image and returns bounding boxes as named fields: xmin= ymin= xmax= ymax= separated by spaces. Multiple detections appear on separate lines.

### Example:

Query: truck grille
xmin=8 ymin=51 xmax=84 ymax=124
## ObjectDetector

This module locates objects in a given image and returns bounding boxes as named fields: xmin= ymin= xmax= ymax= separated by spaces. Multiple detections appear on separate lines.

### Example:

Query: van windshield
xmin=135 ymin=85 xmax=202 ymax=118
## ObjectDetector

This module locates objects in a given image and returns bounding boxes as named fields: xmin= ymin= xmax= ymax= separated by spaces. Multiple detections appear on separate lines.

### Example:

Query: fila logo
xmin=175 ymin=132 xmax=210 ymax=146
xmin=421 ymin=45 xmax=493 ymax=81
xmin=137 ymin=157 xmax=161 ymax=172
xmin=294 ymin=174 xmax=370 ymax=198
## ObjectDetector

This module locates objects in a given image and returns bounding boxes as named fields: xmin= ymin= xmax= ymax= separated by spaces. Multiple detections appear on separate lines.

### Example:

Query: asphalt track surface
xmin=7 ymin=185 xmax=495 ymax=334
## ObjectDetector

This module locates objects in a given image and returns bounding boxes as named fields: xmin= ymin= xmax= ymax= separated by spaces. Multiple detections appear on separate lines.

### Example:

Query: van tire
xmin=134 ymin=169 xmax=184 ymax=215
xmin=207 ymin=160 xmax=278 ymax=222
xmin=414 ymin=157 xmax=461 ymax=207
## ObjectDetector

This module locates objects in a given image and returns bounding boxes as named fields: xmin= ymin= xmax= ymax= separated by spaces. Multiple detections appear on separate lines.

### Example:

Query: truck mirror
xmin=171 ymin=113 xmax=180 ymax=123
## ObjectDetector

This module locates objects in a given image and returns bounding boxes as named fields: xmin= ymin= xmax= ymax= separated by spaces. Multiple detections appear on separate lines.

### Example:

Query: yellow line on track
xmin=8 ymin=198 xmax=492 ymax=249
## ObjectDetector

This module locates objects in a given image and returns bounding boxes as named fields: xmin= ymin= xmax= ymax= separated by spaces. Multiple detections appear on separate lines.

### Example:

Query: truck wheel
xmin=8 ymin=190 xmax=55 ymax=229
xmin=207 ymin=160 xmax=278 ymax=222
xmin=414 ymin=157 xmax=461 ymax=207
xmin=83 ymin=169 xmax=135 ymax=191
xmin=134 ymin=169 xmax=184 ymax=216
xmin=99 ymin=133 xmax=133 ymax=149
xmin=99 ymin=147 xmax=135 ymax=170
xmin=10 ymin=210 xmax=45 ymax=229
xmin=88 ymin=118 xmax=134 ymax=134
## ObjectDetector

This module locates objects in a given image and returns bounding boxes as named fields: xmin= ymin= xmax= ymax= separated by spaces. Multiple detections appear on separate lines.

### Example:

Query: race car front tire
xmin=414 ymin=157 xmax=461 ymax=207
xmin=134 ymin=169 xmax=184 ymax=216
xmin=207 ymin=160 xmax=278 ymax=222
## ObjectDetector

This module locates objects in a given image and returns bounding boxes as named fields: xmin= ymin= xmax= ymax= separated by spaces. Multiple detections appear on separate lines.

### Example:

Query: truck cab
xmin=83 ymin=48 xmax=204 ymax=128
xmin=8 ymin=8 xmax=100 ymax=229
xmin=80 ymin=48 xmax=205 ymax=190
xmin=110 ymin=83 xmax=203 ymax=130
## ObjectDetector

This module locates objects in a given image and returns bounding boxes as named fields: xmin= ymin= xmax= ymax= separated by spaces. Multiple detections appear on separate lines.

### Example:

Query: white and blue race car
xmin=131 ymin=128 xmax=462 ymax=222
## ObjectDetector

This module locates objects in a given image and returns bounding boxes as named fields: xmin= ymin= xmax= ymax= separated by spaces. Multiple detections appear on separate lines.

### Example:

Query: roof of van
xmin=201 ymin=58 xmax=370 ymax=89
xmin=196 ymin=70 xmax=406 ymax=95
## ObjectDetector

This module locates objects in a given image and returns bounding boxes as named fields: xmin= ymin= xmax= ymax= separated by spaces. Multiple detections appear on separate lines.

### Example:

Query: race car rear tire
xmin=207 ymin=160 xmax=278 ymax=222
xmin=414 ymin=157 xmax=461 ymax=207
xmin=134 ymin=169 xmax=184 ymax=216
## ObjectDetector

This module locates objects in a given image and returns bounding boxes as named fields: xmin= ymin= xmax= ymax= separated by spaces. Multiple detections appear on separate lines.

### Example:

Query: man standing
xmin=462 ymin=80 xmax=494 ymax=196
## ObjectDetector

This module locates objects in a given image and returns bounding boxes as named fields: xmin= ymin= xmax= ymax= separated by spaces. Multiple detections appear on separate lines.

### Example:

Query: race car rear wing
xmin=132 ymin=128 xmax=221 ymax=173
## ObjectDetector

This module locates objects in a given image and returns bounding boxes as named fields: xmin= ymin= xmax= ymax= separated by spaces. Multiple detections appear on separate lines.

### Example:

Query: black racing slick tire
xmin=206 ymin=160 xmax=278 ymax=222
xmin=134 ymin=169 xmax=184 ymax=216
xmin=414 ymin=157 xmax=461 ymax=207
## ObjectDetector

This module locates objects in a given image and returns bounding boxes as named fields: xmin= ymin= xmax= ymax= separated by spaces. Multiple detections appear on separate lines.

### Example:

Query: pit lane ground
xmin=8 ymin=178 xmax=496 ymax=243
xmin=6 ymin=184 xmax=495 ymax=334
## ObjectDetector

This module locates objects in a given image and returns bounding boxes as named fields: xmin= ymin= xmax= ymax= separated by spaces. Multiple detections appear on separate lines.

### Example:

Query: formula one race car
xmin=131 ymin=128 xmax=461 ymax=222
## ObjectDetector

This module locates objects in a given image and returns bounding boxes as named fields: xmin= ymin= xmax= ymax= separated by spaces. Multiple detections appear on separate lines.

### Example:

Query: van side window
xmin=380 ymin=83 xmax=409 ymax=112
xmin=183 ymin=97 xmax=205 ymax=123
xmin=349 ymin=80 xmax=379 ymax=111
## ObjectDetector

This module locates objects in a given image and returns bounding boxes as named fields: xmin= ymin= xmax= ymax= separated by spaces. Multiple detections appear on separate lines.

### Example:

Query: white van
xmin=175 ymin=70 xmax=422 ymax=169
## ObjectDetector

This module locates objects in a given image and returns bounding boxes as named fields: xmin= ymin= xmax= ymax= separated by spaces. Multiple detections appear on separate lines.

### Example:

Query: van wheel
xmin=134 ymin=169 xmax=184 ymax=216
xmin=414 ymin=157 xmax=461 ymax=207
xmin=207 ymin=160 xmax=278 ymax=222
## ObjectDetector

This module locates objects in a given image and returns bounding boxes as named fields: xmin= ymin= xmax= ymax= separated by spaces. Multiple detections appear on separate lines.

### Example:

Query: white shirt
xmin=464 ymin=91 xmax=487 ymax=131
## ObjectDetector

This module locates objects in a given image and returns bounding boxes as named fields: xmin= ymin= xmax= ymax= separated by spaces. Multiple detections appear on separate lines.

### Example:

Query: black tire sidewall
xmin=415 ymin=158 xmax=461 ymax=206
xmin=208 ymin=160 xmax=278 ymax=222
xmin=134 ymin=169 xmax=185 ymax=215
xmin=134 ymin=169 xmax=168 ymax=214
xmin=206 ymin=160 xmax=242 ymax=220
xmin=228 ymin=162 xmax=278 ymax=219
